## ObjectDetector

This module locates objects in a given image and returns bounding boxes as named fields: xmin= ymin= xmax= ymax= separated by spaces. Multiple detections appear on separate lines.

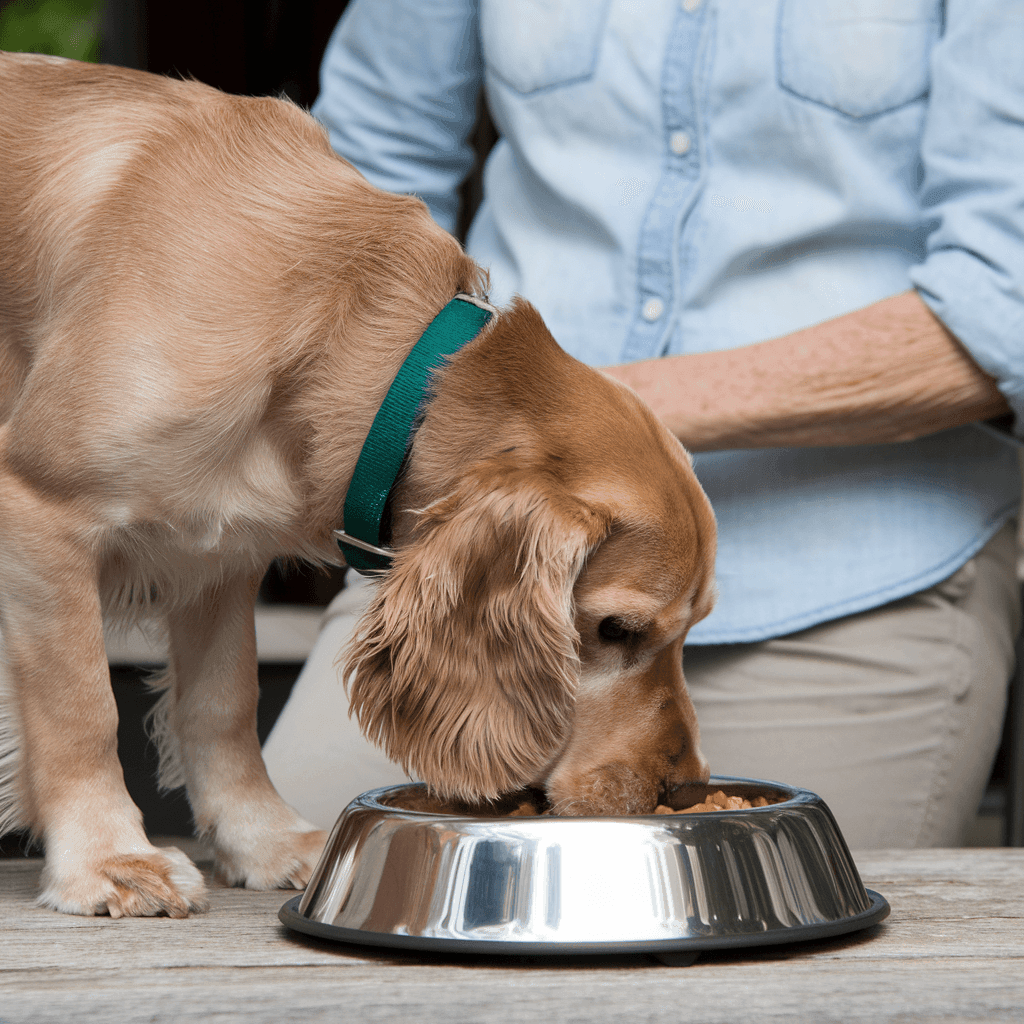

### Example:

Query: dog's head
xmin=343 ymin=300 xmax=716 ymax=814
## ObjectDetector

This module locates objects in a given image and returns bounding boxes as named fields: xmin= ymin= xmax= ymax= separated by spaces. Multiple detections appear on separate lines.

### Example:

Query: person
xmin=262 ymin=0 xmax=1024 ymax=846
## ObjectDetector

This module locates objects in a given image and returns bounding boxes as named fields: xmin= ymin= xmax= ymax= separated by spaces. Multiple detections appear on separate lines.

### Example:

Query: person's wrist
xmin=602 ymin=357 xmax=729 ymax=452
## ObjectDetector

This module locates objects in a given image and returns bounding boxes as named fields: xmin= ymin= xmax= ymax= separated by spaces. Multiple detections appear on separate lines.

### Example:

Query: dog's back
xmin=1 ymin=55 xmax=243 ymax=392
xmin=0 ymin=51 xmax=481 ymax=566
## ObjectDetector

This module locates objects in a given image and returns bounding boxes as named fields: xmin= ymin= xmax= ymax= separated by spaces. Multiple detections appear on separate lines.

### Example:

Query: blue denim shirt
xmin=315 ymin=0 xmax=1023 ymax=644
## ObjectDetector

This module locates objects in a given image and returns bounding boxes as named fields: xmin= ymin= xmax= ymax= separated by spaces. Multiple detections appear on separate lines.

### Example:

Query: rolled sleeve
xmin=312 ymin=0 xmax=483 ymax=233
xmin=909 ymin=0 xmax=1024 ymax=434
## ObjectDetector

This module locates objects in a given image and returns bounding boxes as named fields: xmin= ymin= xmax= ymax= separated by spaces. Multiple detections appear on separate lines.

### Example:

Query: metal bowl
xmin=280 ymin=776 xmax=888 ymax=957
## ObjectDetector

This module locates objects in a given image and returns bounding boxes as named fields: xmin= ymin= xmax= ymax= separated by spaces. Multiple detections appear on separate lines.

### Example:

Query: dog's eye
xmin=598 ymin=617 xmax=634 ymax=643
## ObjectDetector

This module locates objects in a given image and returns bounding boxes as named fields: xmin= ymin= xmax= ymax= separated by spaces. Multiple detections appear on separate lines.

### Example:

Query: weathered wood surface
xmin=2 ymin=849 xmax=1022 ymax=1024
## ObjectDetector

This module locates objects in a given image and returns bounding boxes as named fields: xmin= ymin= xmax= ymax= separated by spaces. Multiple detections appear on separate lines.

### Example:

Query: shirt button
xmin=681 ymin=0 xmax=702 ymax=11
xmin=669 ymin=130 xmax=691 ymax=155
xmin=642 ymin=298 xmax=665 ymax=322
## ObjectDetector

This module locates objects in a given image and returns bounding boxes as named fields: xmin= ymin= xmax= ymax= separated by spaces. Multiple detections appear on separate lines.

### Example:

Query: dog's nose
xmin=667 ymin=745 xmax=710 ymax=786
xmin=662 ymin=711 xmax=710 ymax=786
xmin=658 ymin=693 xmax=708 ymax=784
xmin=662 ymin=746 xmax=711 ymax=810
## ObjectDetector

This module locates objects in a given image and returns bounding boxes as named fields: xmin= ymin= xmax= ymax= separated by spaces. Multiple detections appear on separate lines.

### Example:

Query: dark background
xmin=111 ymin=1 xmax=347 ymax=107
xmin=1 ymin=1 xmax=349 ymax=105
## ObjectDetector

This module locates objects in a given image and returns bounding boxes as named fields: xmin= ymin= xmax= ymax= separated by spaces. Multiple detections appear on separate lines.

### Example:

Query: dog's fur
xmin=0 ymin=53 xmax=717 ymax=917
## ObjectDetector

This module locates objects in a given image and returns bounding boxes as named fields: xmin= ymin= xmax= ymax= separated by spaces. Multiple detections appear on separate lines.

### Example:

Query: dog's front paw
xmin=38 ymin=846 xmax=209 ymax=918
xmin=214 ymin=827 xmax=329 ymax=891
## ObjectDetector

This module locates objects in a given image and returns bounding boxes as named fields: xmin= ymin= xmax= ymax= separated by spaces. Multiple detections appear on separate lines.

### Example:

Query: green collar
xmin=334 ymin=294 xmax=495 ymax=574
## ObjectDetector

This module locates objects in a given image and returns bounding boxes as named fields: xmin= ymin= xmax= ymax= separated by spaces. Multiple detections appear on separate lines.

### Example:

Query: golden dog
xmin=0 ymin=52 xmax=716 ymax=917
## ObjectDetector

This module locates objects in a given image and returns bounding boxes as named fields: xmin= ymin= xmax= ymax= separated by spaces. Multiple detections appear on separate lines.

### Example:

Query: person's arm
xmin=604 ymin=290 xmax=1010 ymax=451
xmin=313 ymin=0 xmax=483 ymax=233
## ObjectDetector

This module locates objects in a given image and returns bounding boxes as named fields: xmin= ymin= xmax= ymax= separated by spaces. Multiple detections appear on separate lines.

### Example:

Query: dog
xmin=0 ymin=52 xmax=717 ymax=918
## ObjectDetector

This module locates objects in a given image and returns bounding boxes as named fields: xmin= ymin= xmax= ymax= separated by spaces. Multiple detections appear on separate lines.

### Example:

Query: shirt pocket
xmin=480 ymin=0 xmax=612 ymax=95
xmin=776 ymin=0 xmax=942 ymax=118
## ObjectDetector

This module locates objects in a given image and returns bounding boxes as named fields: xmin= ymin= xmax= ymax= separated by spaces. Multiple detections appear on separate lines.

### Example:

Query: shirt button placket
xmin=622 ymin=2 xmax=706 ymax=363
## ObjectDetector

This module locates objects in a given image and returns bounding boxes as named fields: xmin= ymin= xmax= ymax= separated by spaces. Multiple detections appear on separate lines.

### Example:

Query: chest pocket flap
xmin=777 ymin=0 xmax=942 ymax=118
xmin=481 ymin=0 xmax=612 ymax=95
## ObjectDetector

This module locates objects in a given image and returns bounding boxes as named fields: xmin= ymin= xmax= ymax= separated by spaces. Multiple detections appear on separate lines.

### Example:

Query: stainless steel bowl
xmin=280 ymin=777 xmax=888 ymax=956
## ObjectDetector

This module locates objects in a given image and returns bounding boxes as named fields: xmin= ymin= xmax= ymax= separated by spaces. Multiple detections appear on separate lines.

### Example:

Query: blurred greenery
xmin=0 ymin=0 xmax=105 ymax=62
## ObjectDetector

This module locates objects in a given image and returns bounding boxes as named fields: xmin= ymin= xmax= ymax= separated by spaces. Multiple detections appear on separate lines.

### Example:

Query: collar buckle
xmin=333 ymin=529 xmax=394 ymax=560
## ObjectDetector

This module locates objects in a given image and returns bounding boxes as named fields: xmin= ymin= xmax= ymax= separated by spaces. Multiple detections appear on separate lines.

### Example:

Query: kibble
xmin=389 ymin=787 xmax=781 ymax=817
xmin=655 ymin=790 xmax=770 ymax=814
xmin=508 ymin=800 xmax=541 ymax=817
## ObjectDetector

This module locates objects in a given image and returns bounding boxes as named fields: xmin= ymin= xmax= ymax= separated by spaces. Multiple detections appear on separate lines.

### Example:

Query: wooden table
xmin=2 ymin=849 xmax=1022 ymax=1023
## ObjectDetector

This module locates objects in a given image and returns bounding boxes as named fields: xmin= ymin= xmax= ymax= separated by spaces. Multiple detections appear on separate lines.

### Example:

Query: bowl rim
xmin=354 ymin=774 xmax=816 ymax=823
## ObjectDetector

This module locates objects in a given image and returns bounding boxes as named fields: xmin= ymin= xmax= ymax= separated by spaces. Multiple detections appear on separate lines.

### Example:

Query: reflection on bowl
xmin=281 ymin=776 xmax=889 ymax=956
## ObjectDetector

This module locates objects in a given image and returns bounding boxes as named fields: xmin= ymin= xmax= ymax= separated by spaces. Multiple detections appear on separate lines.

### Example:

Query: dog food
xmin=505 ymin=789 xmax=781 ymax=816
xmin=655 ymin=790 xmax=771 ymax=814
xmin=508 ymin=798 xmax=546 ymax=816
xmin=385 ymin=785 xmax=785 ymax=817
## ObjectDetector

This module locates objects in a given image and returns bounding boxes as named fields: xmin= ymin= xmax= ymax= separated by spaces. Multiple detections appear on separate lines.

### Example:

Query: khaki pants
xmin=263 ymin=522 xmax=1020 ymax=848
xmin=686 ymin=521 xmax=1020 ymax=847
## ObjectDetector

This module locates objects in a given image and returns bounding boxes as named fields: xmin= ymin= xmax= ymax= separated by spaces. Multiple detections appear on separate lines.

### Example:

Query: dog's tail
xmin=143 ymin=669 xmax=187 ymax=793
xmin=0 ymin=636 xmax=28 ymax=836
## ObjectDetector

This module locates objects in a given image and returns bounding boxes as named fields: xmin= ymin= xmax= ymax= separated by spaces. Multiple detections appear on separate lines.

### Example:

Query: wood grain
xmin=2 ymin=850 xmax=1022 ymax=1024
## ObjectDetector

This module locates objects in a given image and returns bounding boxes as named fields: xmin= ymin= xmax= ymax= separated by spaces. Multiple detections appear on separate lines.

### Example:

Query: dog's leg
xmin=164 ymin=571 xmax=327 ymax=889
xmin=0 ymin=480 xmax=207 ymax=917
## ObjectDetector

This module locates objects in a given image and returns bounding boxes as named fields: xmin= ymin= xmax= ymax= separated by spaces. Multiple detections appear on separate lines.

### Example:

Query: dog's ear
xmin=343 ymin=468 xmax=611 ymax=802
